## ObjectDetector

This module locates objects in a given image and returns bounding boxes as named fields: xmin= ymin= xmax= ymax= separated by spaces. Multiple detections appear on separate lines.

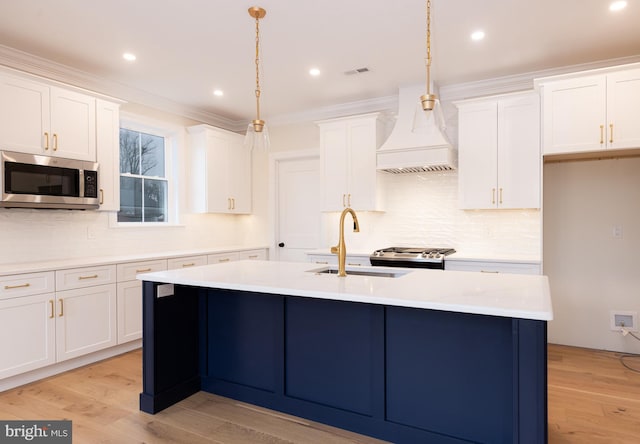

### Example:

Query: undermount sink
xmin=308 ymin=266 xmax=410 ymax=278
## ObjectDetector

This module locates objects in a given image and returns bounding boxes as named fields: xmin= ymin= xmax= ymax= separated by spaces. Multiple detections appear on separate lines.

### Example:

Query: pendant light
xmin=244 ymin=6 xmax=270 ymax=151
xmin=412 ymin=0 xmax=446 ymax=133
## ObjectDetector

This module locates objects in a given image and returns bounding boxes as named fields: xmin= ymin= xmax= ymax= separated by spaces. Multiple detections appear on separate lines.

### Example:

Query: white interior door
xmin=276 ymin=156 xmax=320 ymax=262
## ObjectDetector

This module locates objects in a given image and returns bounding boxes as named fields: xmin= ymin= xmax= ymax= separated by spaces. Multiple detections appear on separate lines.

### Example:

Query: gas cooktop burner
xmin=370 ymin=247 xmax=456 ymax=269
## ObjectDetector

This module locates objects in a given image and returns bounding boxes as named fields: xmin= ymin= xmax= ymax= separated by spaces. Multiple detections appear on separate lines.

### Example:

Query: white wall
xmin=544 ymin=157 xmax=640 ymax=354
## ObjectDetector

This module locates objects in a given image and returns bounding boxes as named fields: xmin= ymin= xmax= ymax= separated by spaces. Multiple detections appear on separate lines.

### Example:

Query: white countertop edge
xmin=0 ymin=245 xmax=268 ymax=276
xmin=137 ymin=261 xmax=553 ymax=322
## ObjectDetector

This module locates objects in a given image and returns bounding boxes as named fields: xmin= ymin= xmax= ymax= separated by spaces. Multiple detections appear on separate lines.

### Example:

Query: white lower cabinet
xmin=116 ymin=259 xmax=167 ymax=344
xmin=445 ymin=260 xmax=540 ymax=275
xmin=0 ymin=293 xmax=56 ymax=379
xmin=238 ymin=249 xmax=268 ymax=261
xmin=208 ymin=252 xmax=240 ymax=264
xmin=55 ymin=284 xmax=117 ymax=362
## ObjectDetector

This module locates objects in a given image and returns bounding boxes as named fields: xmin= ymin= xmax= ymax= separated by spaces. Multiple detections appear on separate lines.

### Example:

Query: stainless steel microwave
xmin=0 ymin=151 xmax=99 ymax=209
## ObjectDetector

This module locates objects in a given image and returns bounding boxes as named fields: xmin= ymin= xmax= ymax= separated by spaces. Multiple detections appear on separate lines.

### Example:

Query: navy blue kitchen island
xmin=138 ymin=261 xmax=551 ymax=444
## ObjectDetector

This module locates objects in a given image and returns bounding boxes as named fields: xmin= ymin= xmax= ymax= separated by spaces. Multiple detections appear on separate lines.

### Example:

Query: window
xmin=117 ymin=128 xmax=168 ymax=223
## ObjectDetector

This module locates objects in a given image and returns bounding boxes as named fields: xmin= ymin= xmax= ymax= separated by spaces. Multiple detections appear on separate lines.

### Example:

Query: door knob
xmin=278 ymin=242 xmax=285 ymax=247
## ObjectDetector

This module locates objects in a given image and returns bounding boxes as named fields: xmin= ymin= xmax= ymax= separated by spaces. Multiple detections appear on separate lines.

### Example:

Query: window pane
xmin=143 ymin=179 xmax=167 ymax=222
xmin=140 ymin=133 xmax=165 ymax=177
xmin=119 ymin=129 xmax=140 ymax=175
xmin=117 ymin=176 xmax=142 ymax=222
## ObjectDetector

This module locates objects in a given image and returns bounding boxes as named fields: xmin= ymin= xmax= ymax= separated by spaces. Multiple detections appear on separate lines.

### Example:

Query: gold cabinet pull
xmin=315 ymin=261 xmax=329 ymax=264
xmin=58 ymin=299 xmax=64 ymax=317
xmin=136 ymin=268 xmax=152 ymax=273
xmin=609 ymin=123 xmax=614 ymax=144
xmin=78 ymin=274 xmax=98 ymax=280
xmin=227 ymin=198 xmax=232 ymax=210
xmin=347 ymin=194 xmax=351 ymax=207
xmin=181 ymin=263 xmax=196 ymax=267
xmin=342 ymin=194 xmax=346 ymax=207
xmin=53 ymin=133 xmax=58 ymax=151
xmin=49 ymin=300 xmax=55 ymax=319
xmin=492 ymin=188 xmax=496 ymax=205
xmin=600 ymin=125 xmax=604 ymax=144
xmin=248 ymin=255 xmax=258 ymax=259
xmin=218 ymin=258 xmax=230 ymax=263
xmin=347 ymin=262 xmax=361 ymax=266
xmin=99 ymin=189 xmax=104 ymax=205
xmin=481 ymin=270 xmax=500 ymax=274
xmin=4 ymin=283 xmax=31 ymax=290
xmin=231 ymin=198 xmax=235 ymax=210
xmin=499 ymin=188 xmax=503 ymax=205
xmin=44 ymin=132 xmax=49 ymax=150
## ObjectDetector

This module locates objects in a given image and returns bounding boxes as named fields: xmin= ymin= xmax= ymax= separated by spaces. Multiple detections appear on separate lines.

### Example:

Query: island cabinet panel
xmin=284 ymin=297 xmax=383 ymax=416
xmin=385 ymin=307 xmax=514 ymax=443
xmin=205 ymin=289 xmax=282 ymax=393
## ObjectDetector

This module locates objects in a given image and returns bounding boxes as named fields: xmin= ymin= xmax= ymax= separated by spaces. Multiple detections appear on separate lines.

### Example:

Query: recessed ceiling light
xmin=122 ymin=53 xmax=136 ymax=62
xmin=609 ymin=1 xmax=627 ymax=11
xmin=309 ymin=67 xmax=321 ymax=77
xmin=213 ymin=89 xmax=224 ymax=97
xmin=471 ymin=30 xmax=485 ymax=41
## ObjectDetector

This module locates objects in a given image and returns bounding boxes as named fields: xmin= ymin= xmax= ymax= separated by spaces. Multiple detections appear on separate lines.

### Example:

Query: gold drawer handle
xmin=182 ymin=263 xmax=196 ymax=267
xmin=4 ymin=283 xmax=31 ymax=290
xmin=347 ymin=262 xmax=361 ymax=266
xmin=99 ymin=189 xmax=104 ymax=205
xmin=58 ymin=299 xmax=64 ymax=317
xmin=49 ymin=300 xmax=55 ymax=319
xmin=315 ymin=261 xmax=329 ymax=264
xmin=600 ymin=125 xmax=604 ymax=144
xmin=136 ymin=268 xmax=152 ymax=273
xmin=78 ymin=274 xmax=98 ymax=280
xmin=248 ymin=255 xmax=258 ymax=259
xmin=218 ymin=258 xmax=230 ymax=263
xmin=610 ymin=123 xmax=614 ymax=144
xmin=480 ymin=270 xmax=500 ymax=274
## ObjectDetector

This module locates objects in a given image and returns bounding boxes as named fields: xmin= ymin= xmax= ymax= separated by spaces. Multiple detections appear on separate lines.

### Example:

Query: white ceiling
xmin=0 ymin=0 xmax=639 ymax=127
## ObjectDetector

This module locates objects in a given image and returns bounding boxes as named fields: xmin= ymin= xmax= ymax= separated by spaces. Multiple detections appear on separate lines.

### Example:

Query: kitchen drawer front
xmin=445 ymin=260 xmax=541 ymax=275
xmin=117 ymin=260 xmax=167 ymax=282
xmin=208 ymin=252 xmax=240 ymax=265
xmin=56 ymin=265 xmax=117 ymax=291
xmin=167 ymin=255 xmax=208 ymax=270
xmin=238 ymin=249 xmax=268 ymax=261
xmin=0 ymin=271 xmax=55 ymax=300
xmin=307 ymin=254 xmax=370 ymax=267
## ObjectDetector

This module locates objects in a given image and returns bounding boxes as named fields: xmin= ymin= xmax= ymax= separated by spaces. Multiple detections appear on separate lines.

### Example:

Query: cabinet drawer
xmin=117 ymin=260 xmax=167 ymax=282
xmin=0 ymin=271 xmax=55 ymax=300
xmin=307 ymin=254 xmax=337 ymax=265
xmin=207 ymin=252 xmax=239 ymax=265
xmin=167 ymin=255 xmax=208 ymax=270
xmin=56 ymin=265 xmax=117 ymax=291
xmin=238 ymin=249 xmax=268 ymax=261
xmin=445 ymin=261 xmax=541 ymax=275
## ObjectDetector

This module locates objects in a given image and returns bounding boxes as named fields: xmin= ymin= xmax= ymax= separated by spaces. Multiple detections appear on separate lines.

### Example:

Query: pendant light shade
xmin=244 ymin=6 xmax=270 ymax=151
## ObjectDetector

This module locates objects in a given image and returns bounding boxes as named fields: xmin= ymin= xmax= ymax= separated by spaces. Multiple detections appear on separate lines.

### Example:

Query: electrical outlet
xmin=612 ymin=225 xmax=623 ymax=239
xmin=610 ymin=310 xmax=638 ymax=332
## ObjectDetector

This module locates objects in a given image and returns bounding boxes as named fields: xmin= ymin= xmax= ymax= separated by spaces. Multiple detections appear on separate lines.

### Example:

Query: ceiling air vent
xmin=344 ymin=67 xmax=370 ymax=76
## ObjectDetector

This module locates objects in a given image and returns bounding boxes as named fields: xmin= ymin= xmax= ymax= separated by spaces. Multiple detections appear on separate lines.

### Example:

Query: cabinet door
xmin=542 ymin=75 xmax=606 ymax=154
xmin=96 ymin=99 xmax=121 ymax=211
xmin=458 ymin=100 xmax=498 ymax=209
xmin=0 ymin=74 xmax=50 ymax=154
xmin=227 ymin=135 xmax=252 ymax=213
xmin=50 ymin=87 xmax=96 ymax=161
xmin=116 ymin=280 xmax=143 ymax=344
xmin=0 ymin=293 xmax=56 ymax=379
xmin=347 ymin=118 xmax=378 ymax=211
xmin=319 ymin=122 xmax=349 ymax=211
xmin=55 ymin=284 xmax=117 ymax=362
xmin=497 ymin=93 xmax=540 ymax=209
xmin=607 ymin=69 xmax=640 ymax=150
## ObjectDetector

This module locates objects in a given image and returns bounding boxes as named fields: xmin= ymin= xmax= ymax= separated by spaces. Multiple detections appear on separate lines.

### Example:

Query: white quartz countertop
xmin=137 ymin=260 xmax=553 ymax=321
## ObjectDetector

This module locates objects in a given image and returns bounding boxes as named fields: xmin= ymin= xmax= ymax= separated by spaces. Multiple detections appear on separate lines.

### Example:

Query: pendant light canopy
xmin=420 ymin=0 xmax=436 ymax=112
xmin=244 ymin=6 xmax=270 ymax=151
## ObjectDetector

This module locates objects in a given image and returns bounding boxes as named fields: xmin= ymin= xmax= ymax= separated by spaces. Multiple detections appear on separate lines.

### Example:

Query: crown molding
xmin=439 ymin=55 xmax=640 ymax=102
xmin=0 ymin=44 xmax=241 ymax=132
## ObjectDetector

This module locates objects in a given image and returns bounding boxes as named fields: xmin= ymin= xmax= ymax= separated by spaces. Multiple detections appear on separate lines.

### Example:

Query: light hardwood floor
xmin=0 ymin=344 xmax=639 ymax=443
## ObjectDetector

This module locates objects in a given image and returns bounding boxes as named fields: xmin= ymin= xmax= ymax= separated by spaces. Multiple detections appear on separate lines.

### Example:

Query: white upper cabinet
xmin=0 ymin=71 xmax=97 ymax=161
xmin=541 ymin=67 xmax=640 ymax=155
xmin=95 ymin=99 xmax=121 ymax=211
xmin=457 ymin=92 xmax=541 ymax=209
xmin=318 ymin=113 xmax=383 ymax=212
xmin=188 ymin=124 xmax=251 ymax=214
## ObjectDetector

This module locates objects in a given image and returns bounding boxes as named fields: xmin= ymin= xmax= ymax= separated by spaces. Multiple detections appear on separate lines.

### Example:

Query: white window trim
xmin=109 ymin=112 xmax=183 ymax=228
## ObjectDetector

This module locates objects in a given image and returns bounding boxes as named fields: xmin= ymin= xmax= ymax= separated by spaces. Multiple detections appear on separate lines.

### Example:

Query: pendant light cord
xmin=425 ymin=0 xmax=432 ymax=96
xmin=254 ymin=13 xmax=261 ymax=121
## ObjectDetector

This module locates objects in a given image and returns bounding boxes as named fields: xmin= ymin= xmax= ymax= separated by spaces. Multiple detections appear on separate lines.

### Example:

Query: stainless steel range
xmin=370 ymin=247 xmax=456 ymax=269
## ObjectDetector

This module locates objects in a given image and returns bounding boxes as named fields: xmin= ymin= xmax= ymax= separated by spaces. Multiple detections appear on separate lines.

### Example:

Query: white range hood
xmin=377 ymin=85 xmax=456 ymax=174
